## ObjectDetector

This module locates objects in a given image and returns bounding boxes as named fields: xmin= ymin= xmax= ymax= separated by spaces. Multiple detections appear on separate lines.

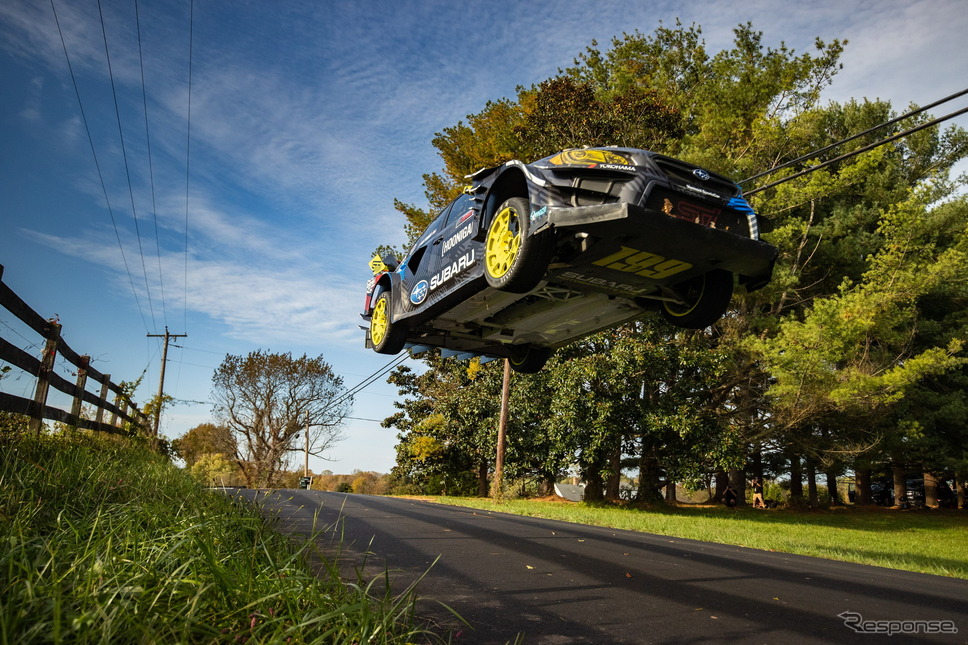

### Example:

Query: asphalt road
xmin=233 ymin=490 xmax=967 ymax=645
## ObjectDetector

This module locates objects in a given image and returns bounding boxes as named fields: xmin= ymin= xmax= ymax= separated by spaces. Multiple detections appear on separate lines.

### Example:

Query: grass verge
xmin=419 ymin=496 xmax=968 ymax=580
xmin=0 ymin=432 xmax=437 ymax=644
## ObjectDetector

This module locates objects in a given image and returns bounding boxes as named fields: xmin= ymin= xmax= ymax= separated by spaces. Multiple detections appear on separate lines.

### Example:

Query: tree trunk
xmin=825 ymin=469 xmax=840 ymax=506
xmin=477 ymin=462 xmax=489 ymax=498
xmin=957 ymin=478 xmax=966 ymax=510
xmin=584 ymin=473 xmax=605 ymax=502
xmin=854 ymin=467 xmax=872 ymax=506
xmin=729 ymin=469 xmax=746 ymax=507
xmin=605 ymin=447 xmax=621 ymax=501
xmin=665 ymin=480 xmax=677 ymax=503
xmin=713 ymin=470 xmax=729 ymax=503
xmin=892 ymin=463 xmax=907 ymax=508
xmin=750 ymin=445 xmax=764 ymax=485
xmin=806 ymin=460 xmax=818 ymax=507
xmin=537 ymin=478 xmax=553 ymax=497
xmin=788 ymin=452 xmax=803 ymax=504
xmin=924 ymin=471 xmax=940 ymax=508
xmin=637 ymin=454 xmax=663 ymax=503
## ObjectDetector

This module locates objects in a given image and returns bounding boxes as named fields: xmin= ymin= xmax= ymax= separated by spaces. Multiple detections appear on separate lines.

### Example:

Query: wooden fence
xmin=0 ymin=265 xmax=148 ymax=435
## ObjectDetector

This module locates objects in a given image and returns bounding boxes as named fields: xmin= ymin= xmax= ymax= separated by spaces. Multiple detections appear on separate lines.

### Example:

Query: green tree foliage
xmin=211 ymin=351 xmax=351 ymax=488
xmin=172 ymin=422 xmax=237 ymax=467
xmin=383 ymin=21 xmax=968 ymax=503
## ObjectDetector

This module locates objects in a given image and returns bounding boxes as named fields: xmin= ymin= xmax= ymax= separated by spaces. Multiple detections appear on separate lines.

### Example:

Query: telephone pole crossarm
xmin=146 ymin=327 xmax=188 ymax=437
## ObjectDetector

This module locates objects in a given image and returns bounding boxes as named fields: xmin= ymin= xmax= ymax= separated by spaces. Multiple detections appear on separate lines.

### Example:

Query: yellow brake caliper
xmin=486 ymin=206 xmax=521 ymax=278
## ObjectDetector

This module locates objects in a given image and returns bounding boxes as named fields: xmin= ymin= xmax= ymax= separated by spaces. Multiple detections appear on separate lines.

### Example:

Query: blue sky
xmin=2 ymin=0 xmax=967 ymax=474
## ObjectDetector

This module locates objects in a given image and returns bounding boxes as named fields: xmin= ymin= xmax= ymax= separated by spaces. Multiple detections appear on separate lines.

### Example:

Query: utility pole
xmin=146 ymin=327 xmax=187 ymax=438
xmin=304 ymin=412 xmax=310 ymax=477
xmin=491 ymin=358 xmax=511 ymax=499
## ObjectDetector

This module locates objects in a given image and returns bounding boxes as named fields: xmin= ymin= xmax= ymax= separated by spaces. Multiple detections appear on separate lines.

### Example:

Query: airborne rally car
xmin=363 ymin=148 xmax=777 ymax=373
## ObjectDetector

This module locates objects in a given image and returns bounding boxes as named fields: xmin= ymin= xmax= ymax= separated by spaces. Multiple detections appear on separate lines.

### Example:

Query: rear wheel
xmin=484 ymin=197 xmax=555 ymax=293
xmin=661 ymin=270 xmax=734 ymax=329
xmin=370 ymin=290 xmax=407 ymax=354
xmin=508 ymin=344 xmax=552 ymax=374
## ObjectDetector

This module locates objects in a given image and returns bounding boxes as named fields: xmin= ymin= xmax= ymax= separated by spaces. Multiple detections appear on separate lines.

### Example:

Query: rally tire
xmin=508 ymin=344 xmax=552 ymax=374
xmin=661 ymin=270 xmax=734 ymax=329
xmin=484 ymin=197 xmax=555 ymax=293
xmin=370 ymin=290 xmax=407 ymax=354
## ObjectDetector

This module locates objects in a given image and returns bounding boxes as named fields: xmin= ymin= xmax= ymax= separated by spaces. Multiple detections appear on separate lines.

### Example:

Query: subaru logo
xmin=693 ymin=169 xmax=710 ymax=181
xmin=410 ymin=280 xmax=429 ymax=305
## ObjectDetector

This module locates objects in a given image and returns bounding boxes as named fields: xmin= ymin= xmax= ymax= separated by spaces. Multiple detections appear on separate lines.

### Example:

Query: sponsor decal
xmin=365 ymin=278 xmax=376 ymax=293
xmin=548 ymin=149 xmax=630 ymax=167
xmin=530 ymin=205 xmax=548 ymax=222
xmin=410 ymin=280 xmax=429 ymax=305
xmin=430 ymin=250 xmax=476 ymax=292
xmin=592 ymin=246 xmax=693 ymax=280
xmin=442 ymin=222 xmax=474 ymax=256
xmin=457 ymin=209 xmax=475 ymax=224
xmin=683 ymin=184 xmax=722 ymax=199
xmin=679 ymin=201 xmax=722 ymax=227
xmin=560 ymin=271 xmax=650 ymax=295
xmin=692 ymin=168 xmax=710 ymax=181
xmin=662 ymin=197 xmax=722 ymax=228
xmin=597 ymin=163 xmax=636 ymax=172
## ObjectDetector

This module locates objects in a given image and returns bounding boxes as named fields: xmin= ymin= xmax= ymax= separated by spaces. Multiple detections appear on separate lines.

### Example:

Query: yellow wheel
xmin=661 ymin=270 xmax=734 ymax=329
xmin=485 ymin=205 xmax=522 ymax=280
xmin=483 ymin=197 xmax=555 ymax=293
xmin=369 ymin=290 xmax=407 ymax=354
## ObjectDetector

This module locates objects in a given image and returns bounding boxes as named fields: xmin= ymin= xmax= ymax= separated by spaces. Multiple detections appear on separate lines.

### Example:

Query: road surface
xmin=233 ymin=489 xmax=966 ymax=644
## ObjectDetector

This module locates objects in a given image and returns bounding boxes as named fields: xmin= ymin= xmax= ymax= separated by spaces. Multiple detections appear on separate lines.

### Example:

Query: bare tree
xmin=211 ymin=350 xmax=351 ymax=487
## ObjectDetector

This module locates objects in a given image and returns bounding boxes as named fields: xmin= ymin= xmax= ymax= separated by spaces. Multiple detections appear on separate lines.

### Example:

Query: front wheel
xmin=661 ymin=270 xmax=734 ymax=329
xmin=369 ymin=290 xmax=407 ymax=354
xmin=484 ymin=197 xmax=555 ymax=293
xmin=508 ymin=344 xmax=552 ymax=374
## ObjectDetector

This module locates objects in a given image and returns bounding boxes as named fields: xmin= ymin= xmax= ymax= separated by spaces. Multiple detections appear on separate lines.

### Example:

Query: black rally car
xmin=363 ymin=147 xmax=777 ymax=372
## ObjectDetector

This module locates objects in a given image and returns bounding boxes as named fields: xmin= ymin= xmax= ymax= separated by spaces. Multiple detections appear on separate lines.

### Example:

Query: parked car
xmin=363 ymin=147 xmax=778 ymax=372
xmin=866 ymin=475 xmax=956 ymax=508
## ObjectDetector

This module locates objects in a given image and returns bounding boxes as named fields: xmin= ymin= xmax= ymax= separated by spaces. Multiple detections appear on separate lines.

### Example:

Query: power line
xmin=135 ymin=0 xmax=168 ymax=328
xmin=96 ymin=0 xmax=157 ymax=331
xmin=745 ymin=103 xmax=968 ymax=197
xmin=183 ymin=0 xmax=195 ymax=332
xmin=741 ymin=87 xmax=968 ymax=186
xmin=49 ymin=0 xmax=151 ymax=334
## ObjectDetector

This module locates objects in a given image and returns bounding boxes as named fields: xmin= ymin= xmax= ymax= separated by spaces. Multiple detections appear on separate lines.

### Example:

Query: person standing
xmin=752 ymin=477 xmax=765 ymax=508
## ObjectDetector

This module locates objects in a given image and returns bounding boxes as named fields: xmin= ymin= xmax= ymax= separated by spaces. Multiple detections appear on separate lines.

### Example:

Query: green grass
xmin=420 ymin=496 xmax=968 ymax=579
xmin=0 ymin=433 xmax=438 ymax=644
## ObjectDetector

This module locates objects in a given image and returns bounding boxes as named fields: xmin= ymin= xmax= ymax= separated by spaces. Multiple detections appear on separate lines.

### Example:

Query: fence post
xmin=110 ymin=392 xmax=120 ymax=428
xmin=69 ymin=355 xmax=89 ymax=433
xmin=95 ymin=374 xmax=110 ymax=428
xmin=29 ymin=320 xmax=61 ymax=437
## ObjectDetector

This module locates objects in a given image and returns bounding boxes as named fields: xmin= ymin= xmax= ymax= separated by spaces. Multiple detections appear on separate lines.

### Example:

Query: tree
xmin=188 ymin=453 xmax=238 ymax=487
xmin=211 ymin=350 xmax=351 ymax=487
xmin=172 ymin=422 xmax=236 ymax=467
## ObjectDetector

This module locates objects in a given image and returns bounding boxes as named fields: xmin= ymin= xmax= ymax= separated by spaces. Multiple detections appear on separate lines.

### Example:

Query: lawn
xmin=420 ymin=495 xmax=968 ymax=579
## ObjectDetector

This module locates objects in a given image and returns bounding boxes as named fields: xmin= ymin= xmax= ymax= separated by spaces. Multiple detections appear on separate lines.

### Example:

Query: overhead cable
xmin=183 ymin=0 xmax=195 ymax=332
xmin=49 ymin=0 xmax=151 ymax=334
xmin=741 ymin=87 xmax=968 ymax=185
xmin=96 ymin=0 xmax=157 ymax=330
xmin=135 ymin=0 xmax=168 ymax=328
xmin=745 ymin=104 xmax=968 ymax=197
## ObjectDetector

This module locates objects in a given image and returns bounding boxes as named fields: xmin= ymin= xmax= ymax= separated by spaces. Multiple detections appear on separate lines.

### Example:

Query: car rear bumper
xmin=546 ymin=202 xmax=777 ymax=290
